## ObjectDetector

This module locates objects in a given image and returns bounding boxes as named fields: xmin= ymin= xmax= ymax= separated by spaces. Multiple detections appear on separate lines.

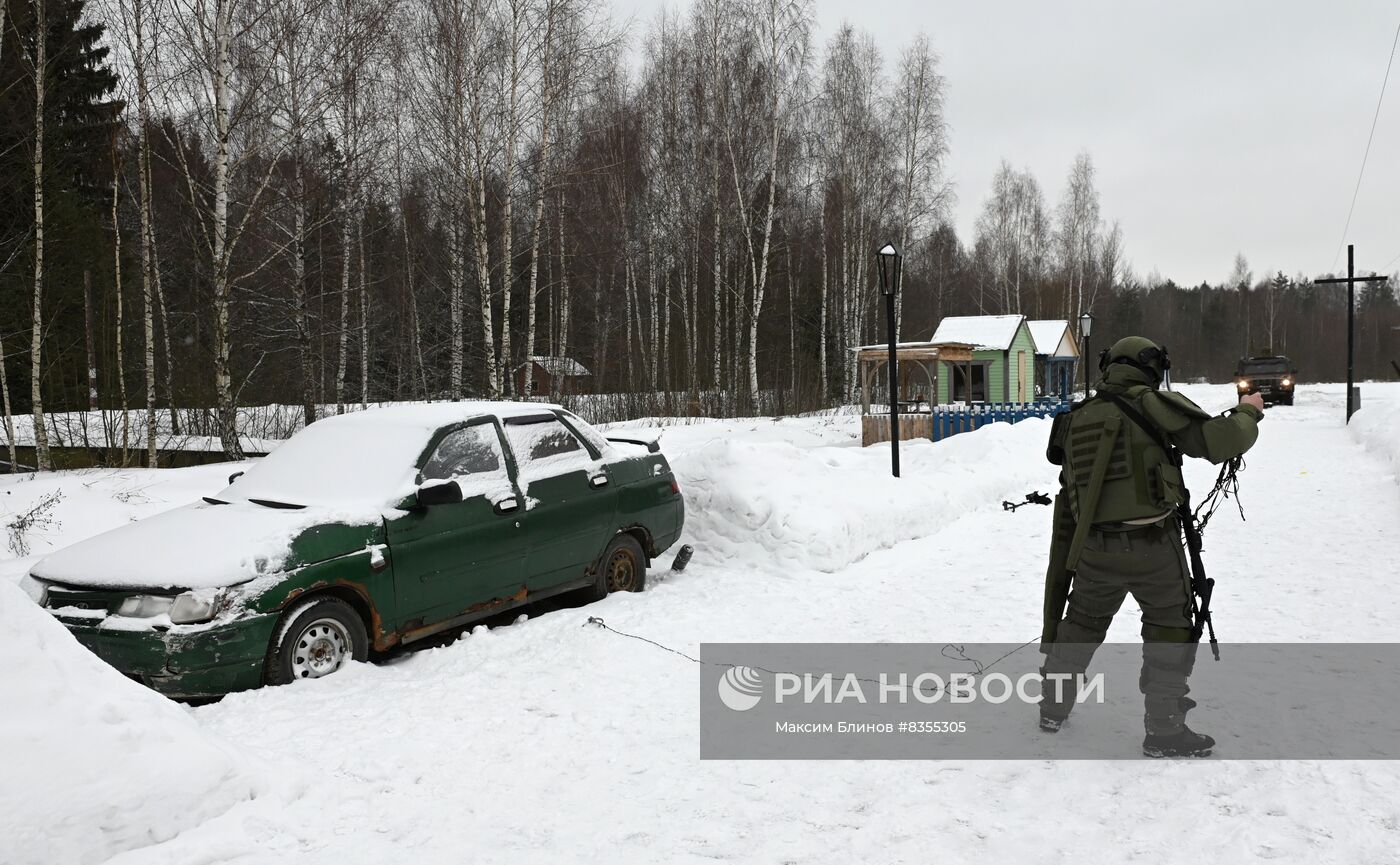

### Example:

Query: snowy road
xmin=5 ymin=384 xmax=1400 ymax=865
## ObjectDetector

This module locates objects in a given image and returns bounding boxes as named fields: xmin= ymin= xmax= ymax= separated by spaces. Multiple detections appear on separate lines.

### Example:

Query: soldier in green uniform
xmin=1039 ymin=336 xmax=1264 ymax=757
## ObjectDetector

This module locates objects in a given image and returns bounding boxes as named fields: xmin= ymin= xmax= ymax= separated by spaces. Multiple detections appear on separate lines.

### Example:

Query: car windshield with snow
xmin=24 ymin=403 xmax=684 ymax=699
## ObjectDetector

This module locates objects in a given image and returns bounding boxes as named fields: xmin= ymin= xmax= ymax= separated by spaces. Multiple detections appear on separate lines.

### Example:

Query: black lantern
xmin=877 ymin=244 xmax=902 ymax=477
xmin=877 ymin=244 xmax=901 ymax=295
xmin=1078 ymin=311 xmax=1095 ymax=396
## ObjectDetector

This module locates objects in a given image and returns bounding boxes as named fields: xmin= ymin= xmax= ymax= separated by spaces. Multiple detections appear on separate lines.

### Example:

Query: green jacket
xmin=1100 ymin=365 xmax=1263 ymax=466
xmin=1051 ymin=365 xmax=1263 ymax=526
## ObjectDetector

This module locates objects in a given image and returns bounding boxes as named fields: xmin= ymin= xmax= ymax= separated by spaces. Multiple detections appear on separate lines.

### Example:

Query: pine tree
xmin=0 ymin=0 xmax=122 ymax=421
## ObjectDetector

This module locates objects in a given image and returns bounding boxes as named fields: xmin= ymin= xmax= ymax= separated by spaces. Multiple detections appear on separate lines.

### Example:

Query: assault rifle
xmin=1177 ymin=495 xmax=1219 ymax=660
xmin=1003 ymin=491 xmax=1052 ymax=512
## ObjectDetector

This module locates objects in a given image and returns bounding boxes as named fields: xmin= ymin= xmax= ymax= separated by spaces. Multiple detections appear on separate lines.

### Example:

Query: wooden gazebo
xmin=854 ymin=341 xmax=974 ymax=446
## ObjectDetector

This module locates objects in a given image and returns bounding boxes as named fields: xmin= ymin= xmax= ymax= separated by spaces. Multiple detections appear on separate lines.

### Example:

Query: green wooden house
xmin=929 ymin=314 xmax=1038 ymax=404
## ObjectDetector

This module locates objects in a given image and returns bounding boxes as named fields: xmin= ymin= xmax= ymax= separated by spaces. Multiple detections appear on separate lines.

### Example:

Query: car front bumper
xmin=55 ymin=611 xmax=279 ymax=700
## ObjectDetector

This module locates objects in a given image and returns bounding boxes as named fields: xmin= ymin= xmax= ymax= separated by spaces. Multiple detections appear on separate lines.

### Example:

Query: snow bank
xmin=0 ymin=581 xmax=270 ymax=865
xmin=1349 ymin=391 xmax=1400 ymax=484
xmin=668 ymin=416 xmax=1058 ymax=573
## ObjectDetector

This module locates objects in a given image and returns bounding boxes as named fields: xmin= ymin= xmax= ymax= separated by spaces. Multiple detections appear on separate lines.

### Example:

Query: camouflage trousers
xmin=1042 ymin=517 xmax=1200 ymax=735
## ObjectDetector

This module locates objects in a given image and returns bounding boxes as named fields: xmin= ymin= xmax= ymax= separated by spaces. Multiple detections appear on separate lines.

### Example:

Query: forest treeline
xmin=1 ymin=0 xmax=1396 ymax=467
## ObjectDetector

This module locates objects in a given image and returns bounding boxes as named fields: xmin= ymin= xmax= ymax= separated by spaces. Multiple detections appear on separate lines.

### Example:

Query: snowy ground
xmin=3 ymin=383 xmax=1399 ymax=865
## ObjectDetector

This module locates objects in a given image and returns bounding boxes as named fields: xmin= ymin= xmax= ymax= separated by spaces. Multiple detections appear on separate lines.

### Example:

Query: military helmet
xmin=1098 ymin=335 xmax=1171 ymax=384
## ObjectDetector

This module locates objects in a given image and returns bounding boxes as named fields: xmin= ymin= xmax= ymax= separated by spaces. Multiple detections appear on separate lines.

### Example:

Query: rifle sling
xmin=1096 ymin=391 xmax=1183 ymax=469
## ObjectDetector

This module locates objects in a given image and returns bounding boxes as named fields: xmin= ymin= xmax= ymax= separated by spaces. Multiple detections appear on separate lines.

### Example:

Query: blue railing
xmin=929 ymin=399 xmax=1071 ymax=442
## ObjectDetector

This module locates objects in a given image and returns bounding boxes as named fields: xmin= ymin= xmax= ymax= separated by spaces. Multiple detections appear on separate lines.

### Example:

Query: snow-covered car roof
xmin=212 ymin=402 xmax=568 ymax=512
xmin=313 ymin=400 xmax=565 ymax=432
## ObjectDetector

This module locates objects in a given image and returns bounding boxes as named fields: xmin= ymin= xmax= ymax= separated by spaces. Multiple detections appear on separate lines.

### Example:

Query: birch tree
xmin=132 ymin=0 xmax=161 ymax=464
xmin=888 ymin=32 xmax=949 ymax=336
xmin=30 ymin=0 xmax=52 ymax=470
xmin=975 ymin=162 xmax=1046 ymax=314
xmin=415 ymin=0 xmax=500 ymax=397
xmin=161 ymin=0 xmax=290 ymax=457
xmin=817 ymin=25 xmax=885 ymax=396
xmin=0 ymin=0 xmax=9 ymax=472
xmin=1054 ymin=151 xmax=1100 ymax=324
xmin=521 ymin=0 xmax=595 ymax=393
xmin=414 ymin=0 xmax=473 ymax=397
xmin=328 ymin=0 xmax=391 ymax=412
xmin=263 ymin=0 xmax=333 ymax=426
xmin=732 ymin=0 xmax=809 ymax=402
xmin=466 ymin=0 xmax=500 ymax=397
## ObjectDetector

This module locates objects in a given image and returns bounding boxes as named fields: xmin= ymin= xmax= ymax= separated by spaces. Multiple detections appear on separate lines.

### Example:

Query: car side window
xmin=422 ymin=425 xmax=513 ymax=500
xmin=504 ymin=419 xmax=594 ymax=480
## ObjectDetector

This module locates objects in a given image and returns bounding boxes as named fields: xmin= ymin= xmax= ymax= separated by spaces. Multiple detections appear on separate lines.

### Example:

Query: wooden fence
xmin=863 ymin=400 xmax=1071 ymax=446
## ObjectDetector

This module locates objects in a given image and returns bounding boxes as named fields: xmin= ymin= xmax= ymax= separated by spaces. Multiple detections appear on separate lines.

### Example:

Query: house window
xmin=951 ymin=363 xmax=990 ymax=403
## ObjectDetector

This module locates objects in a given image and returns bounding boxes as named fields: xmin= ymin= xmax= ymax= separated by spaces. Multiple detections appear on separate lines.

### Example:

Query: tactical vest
xmin=1047 ymin=385 xmax=1187 ymax=524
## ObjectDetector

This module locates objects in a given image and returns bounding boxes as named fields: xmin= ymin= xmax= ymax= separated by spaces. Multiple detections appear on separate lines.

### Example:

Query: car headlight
xmin=170 ymin=591 xmax=219 ymax=624
xmin=116 ymin=594 xmax=175 ymax=618
xmin=1237 ymin=380 xmax=1249 ymax=390
xmin=19 ymin=574 xmax=48 ymax=606
xmin=1281 ymin=378 xmax=1292 ymax=387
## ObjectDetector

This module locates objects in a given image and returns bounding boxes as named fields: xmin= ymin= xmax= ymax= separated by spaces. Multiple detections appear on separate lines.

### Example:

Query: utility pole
xmin=1315 ymin=244 xmax=1386 ymax=423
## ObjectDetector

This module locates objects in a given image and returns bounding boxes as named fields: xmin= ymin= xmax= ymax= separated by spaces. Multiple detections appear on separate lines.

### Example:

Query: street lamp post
xmin=877 ymin=244 xmax=902 ymax=478
xmin=1079 ymin=311 xmax=1095 ymax=397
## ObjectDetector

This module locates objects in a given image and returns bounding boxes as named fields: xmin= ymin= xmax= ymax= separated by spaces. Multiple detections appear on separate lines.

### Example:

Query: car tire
xmin=589 ymin=534 xmax=647 ymax=600
xmin=264 ymin=597 xmax=369 ymax=686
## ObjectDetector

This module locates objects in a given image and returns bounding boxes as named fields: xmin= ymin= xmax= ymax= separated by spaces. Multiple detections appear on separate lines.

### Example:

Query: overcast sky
xmin=612 ymin=0 xmax=1400 ymax=286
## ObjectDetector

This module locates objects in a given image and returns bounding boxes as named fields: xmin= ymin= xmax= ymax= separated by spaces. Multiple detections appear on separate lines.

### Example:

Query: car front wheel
xmin=265 ymin=597 xmax=369 ymax=686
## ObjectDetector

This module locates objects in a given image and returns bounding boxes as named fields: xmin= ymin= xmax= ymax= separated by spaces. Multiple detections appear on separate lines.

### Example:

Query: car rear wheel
xmin=265 ymin=597 xmax=369 ymax=686
xmin=588 ymin=534 xmax=647 ymax=600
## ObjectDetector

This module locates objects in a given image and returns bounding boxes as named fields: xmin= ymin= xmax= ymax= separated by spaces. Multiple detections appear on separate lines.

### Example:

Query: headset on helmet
xmin=1098 ymin=340 xmax=1171 ymax=384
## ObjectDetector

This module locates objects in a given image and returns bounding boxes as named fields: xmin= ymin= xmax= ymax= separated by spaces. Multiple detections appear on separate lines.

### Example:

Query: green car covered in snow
xmin=22 ymin=403 xmax=684 ymax=699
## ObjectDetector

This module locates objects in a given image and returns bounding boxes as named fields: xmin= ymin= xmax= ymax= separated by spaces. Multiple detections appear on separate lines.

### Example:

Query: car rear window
xmin=504 ymin=418 xmax=597 ymax=489
xmin=558 ymin=410 xmax=611 ymax=455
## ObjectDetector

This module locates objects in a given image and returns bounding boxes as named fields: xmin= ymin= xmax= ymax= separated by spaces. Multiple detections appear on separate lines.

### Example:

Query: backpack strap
xmin=1096 ymin=391 xmax=1182 ymax=468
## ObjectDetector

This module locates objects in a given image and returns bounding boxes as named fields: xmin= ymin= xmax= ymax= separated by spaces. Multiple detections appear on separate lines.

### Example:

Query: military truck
xmin=1234 ymin=355 xmax=1297 ymax=406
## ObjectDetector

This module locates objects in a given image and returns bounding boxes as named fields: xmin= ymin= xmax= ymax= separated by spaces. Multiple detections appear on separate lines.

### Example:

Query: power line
xmin=1331 ymin=20 xmax=1400 ymax=272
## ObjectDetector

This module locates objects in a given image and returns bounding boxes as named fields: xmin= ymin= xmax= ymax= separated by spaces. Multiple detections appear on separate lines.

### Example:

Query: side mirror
xmin=228 ymin=471 xmax=245 ymax=485
xmin=416 ymin=479 xmax=463 ymax=507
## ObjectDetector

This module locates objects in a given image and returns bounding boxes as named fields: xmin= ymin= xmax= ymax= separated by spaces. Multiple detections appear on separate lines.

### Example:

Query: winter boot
xmin=1142 ymin=725 xmax=1215 ymax=758
xmin=1039 ymin=712 xmax=1066 ymax=733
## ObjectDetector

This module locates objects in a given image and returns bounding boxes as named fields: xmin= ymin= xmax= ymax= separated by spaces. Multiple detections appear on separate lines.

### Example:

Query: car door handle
xmin=589 ymin=474 xmax=609 ymax=489
xmin=493 ymin=498 xmax=519 ymax=514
